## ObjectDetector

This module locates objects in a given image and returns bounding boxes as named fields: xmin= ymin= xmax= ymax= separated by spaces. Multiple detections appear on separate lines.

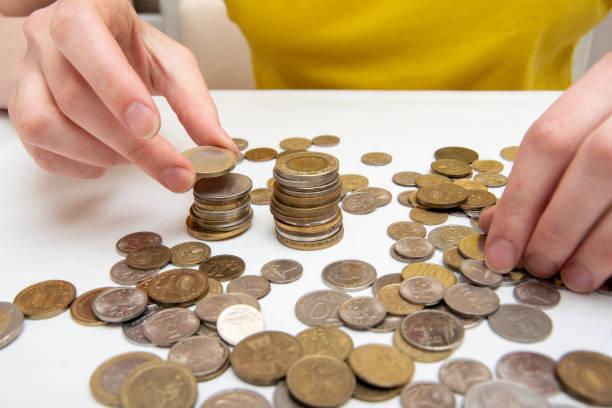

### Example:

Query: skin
xmin=1 ymin=0 xmax=610 ymax=292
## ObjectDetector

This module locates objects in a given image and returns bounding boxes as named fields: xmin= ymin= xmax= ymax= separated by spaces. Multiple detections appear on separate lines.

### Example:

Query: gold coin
xmin=415 ymin=173 xmax=452 ymax=188
xmin=267 ymin=178 xmax=276 ymax=189
xmin=280 ymin=137 xmax=312 ymax=151
xmin=458 ymin=234 xmax=486 ymax=261
xmin=392 ymin=330 xmax=453 ymax=363
xmin=249 ymin=188 xmax=273 ymax=205
xmin=392 ymin=171 xmax=422 ymax=187
xmin=376 ymin=284 xmax=423 ymax=316
xmin=401 ymin=262 xmax=457 ymax=288
xmin=348 ymin=344 xmax=415 ymax=388
xmin=170 ymin=241 xmax=211 ymax=267
xmin=397 ymin=191 xmax=415 ymax=207
xmin=361 ymin=152 xmax=392 ymax=166
xmin=416 ymin=184 xmax=468 ymax=209
xmin=70 ymin=287 xmax=110 ymax=327
xmin=14 ymin=280 xmax=76 ymax=319
xmin=186 ymin=216 xmax=252 ymax=241
xmin=205 ymin=278 xmax=223 ymax=297
xmin=244 ymin=147 xmax=277 ymax=162
xmin=276 ymin=227 xmax=344 ymax=251
xmin=409 ymin=208 xmax=449 ymax=225
xmin=353 ymin=380 xmax=401 ymax=402
xmin=474 ymin=172 xmax=508 ymax=187
xmin=287 ymin=355 xmax=356 ymax=407
xmin=431 ymin=159 xmax=472 ymax=178
xmin=460 ymin=190 xmax=497 ymax=210
xmin=296 ymin=327 xmax=354 ymax=361
xmin=556 ymin=351 xmax=612 ymax=406
xmin=500 ymin=145 xmax=520 ymax=162
xmin=181 ymin=146 xmax=236 ymax=178
xmin=340 ymin=174 xmax=369 ymax=193
xmin=232 ymin=138 xmax=249 ymax=150
xmin=147 ymin=268 xmax=208 ymax=305
xmin=453 ymin=178 xmax=488 ymax=191
xmin=120 ymin=361 xmax=197 ymax=408
xmin=126 ymin=245 xmax=171 ymax=270
xmin=312 ymin=134 xmax=340 ymax=147
xmin=472 ymin=159 xmax=504 ymax=173
xmin=434 ymin=146 xmax=479 ymax=163
xmin=443 ymin=247 xmax=466 ymax=271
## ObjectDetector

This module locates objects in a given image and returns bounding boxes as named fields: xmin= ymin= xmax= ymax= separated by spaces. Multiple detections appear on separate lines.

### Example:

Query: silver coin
xmin=201 ymin=389 xmax=272 ymax=408
xmin=295 ymin=290 xmax=352 ymax=327
xmin=261 ymin=259 xmax=303 ymax=284
xmin=460 ymin=259 xmax=503 ymax=288
xmin=464 ymin=380 xmax=550 ymax=408
xmin=428 ymin=225 xmax=479 ymax=250
xmin=232 ymin=292 xmax=262 ymax=311
xmin=341 ymin=192 xmax=377 ymax=214
xmin=167 ymin=336 xmax=229 ymax=380
xmin=109 ymin=260 xmax=158 ymax=285
xmin=273 ymin=382 xmax=308 ymax=408
xmin=400 ymin=310 xmax=464 ymax=351
xmin=142 ymin=307 xmax=200 ymax=346
xmin=322 ymin=260 xmax=377 ymax=292
xmin=399 ymin=276 xmax=444 ymax=306
xmin=121 ymin=305 xmax=163 ymax=345
xmin=389 ymin=246 xmax=434 ymax=264
xmin=444 ymin=283 xmax=500 ymax=317
xmin=513 ymin=281 xmax=561 ymax=308
xmin=195 ymin=294 xmax=241 ymax=324
xmin=393 ymin=237 xmax=435 ymax=259
xmin=368 ymin=314 xmax=403 ymax=333
xmin=438 ymin=358 xmax=493 ymax=394
xmin=92 ymin=287 xmax=148 ymax=323
xmin=488 ymin=304 xmax=553 ymax=343
xmin=496 ymin=351 xmax=560 ymax=396
xmin=0 ymin=302 xmax=24 ymax=349
xmin=193 ymin=173 xmax=253 ymax=201
xmin=217 ymin=304 xmax=265 ymax=346
xmin=371 ymin=273 xmax=402 ymax=295
xmin=227 ymin=275 xmax=271 ymax=299
xmin=338 ymin=297 xmax=387 ymax=330
xmin=432 ymin=304 xmax=483 ymax=329
xmin=354 ymin=187 xmax=392 ymax=207
xmin=400 ymin=381 xmax=455 ymax=408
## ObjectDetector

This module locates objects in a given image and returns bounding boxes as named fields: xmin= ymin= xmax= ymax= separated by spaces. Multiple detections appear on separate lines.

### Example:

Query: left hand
xmin=480 ymin=52 xmax=612 ymax=293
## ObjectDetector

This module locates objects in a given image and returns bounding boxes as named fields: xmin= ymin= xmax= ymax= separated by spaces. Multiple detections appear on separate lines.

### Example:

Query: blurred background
xmin=134 ymin=0 xmax=612 ymax=90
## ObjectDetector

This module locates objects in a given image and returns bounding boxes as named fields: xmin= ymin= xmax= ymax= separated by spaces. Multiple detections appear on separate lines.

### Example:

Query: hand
xmin=480 ymin=53 xmax=612 ymax=293
xmin=8 ymin=0 xmax=238 ymax=192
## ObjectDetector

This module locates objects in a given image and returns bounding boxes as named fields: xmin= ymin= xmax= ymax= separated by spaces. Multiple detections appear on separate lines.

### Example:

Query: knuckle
xmin=14 ymin=110 xmax=50 ymax=145
xmin=584 ymin=133 xmax=612 ymax=168
xmin=53 ymin=78 xmax=85 ymax=117
xmin=23 ymin=10 xmax=47 ymax=43
xmin=49 ymin=0 xmax=84 ymax=42
xmin=532 ymin=222 xmax=574 ymax=254
xmin=30 ymin=148 xmax=60 ymax=173
xmin=124 ymin=139 xmax=154 ymax=165
xmin=525 ymin=118 xmax=573 ymax=158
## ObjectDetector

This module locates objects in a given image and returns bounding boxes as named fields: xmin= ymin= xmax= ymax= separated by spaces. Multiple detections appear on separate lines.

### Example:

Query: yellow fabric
xmin=224 ymin=0 xmax=611 ymax=90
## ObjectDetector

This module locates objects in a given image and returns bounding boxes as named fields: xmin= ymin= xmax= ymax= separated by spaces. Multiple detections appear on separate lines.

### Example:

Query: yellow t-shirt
xmin=225 ymin=1 xmax=611 ymax=90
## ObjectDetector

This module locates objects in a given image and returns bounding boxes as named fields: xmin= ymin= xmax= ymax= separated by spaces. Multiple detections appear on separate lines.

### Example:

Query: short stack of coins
xmin=271 ymin=151 xmax=344 ymax=250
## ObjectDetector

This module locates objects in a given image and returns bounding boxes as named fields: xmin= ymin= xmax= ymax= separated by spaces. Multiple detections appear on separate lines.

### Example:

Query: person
xmin=0 ymin=0 xmax=610 ymax=294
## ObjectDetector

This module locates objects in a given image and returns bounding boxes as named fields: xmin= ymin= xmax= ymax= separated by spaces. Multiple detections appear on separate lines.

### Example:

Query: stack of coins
xmin=270 ymin=151 xmax=344 ymax=250
xmin=186 ymin=173 xmax=254 ymax=241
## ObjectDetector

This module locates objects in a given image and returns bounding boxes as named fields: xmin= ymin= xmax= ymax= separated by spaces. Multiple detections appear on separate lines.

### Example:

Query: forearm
xmin=0 ymin=16 xmax=26 ymax=109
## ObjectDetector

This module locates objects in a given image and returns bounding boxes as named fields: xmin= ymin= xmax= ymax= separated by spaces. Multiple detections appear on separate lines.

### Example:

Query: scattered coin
xmin=116 ymin=232 xmax=162 ymax=256
xmin=232 ymin=138 xmax=249 ymax=150
xmin=250 ymin=188 xmax=273 ymax=205
xmin=392 ymin=330 xmax=453 ymax=363
xmin=361 ymin=152 xmax=392 ymax=166
xmin=182 ymin=145 xmax=236 ymax=178
xmin=472 ymin=159 xmax=504 ymax=173
xmin=460 ymin=190 xmax=497 ymax=210
xmin=397 ymin=191 xmax=415 ymax=207
xmin=376 ymin=284 xmax=423 ymax=316
xmin=91 ymin=287 xmax=148 ymax=323
xmin=349 ymin=344 xmax=415 ymax=388
xmin=401 ymin=310 xmax=464 ymax=351
xmin=368 ymin=315 xmax=403 ymax=333
xmin=431 ymin=159 xmax=472 ymax=178
xmin=428 ymin=225 xmax=479 ymax=250
xmin=295 ymin=290 xmax=351 ymax=327
xmin=199 ymin=254 xmax=246 ymax=281
xmin=464 ymin=380 xmax=550 ymax=408
xmin=142 ymin=307 xmax=200 ymax=346
xmin=513 ymin=280 xmax=561 ymax=308
xmin=353 ymin=379 xmax=401 ymax=402
xmin=70 ymin=287 xmax=110 ymax=327
xmin=342 ymin=192 xmax=377 ymax=214
xmin=387 ymin=221 xmax=427 ymax=240
xmin=110 ymin=260 xmax=158 ymax=285
xmin=125 ymin=245 xmax=171 ymax=270
xmin=274 ymin=382 xmax=308 ymax=408
xmin=400 ymin=382 xmax=455 ymax=408
xmin=500 ymin=145 xmax=520 ymax=161
xmin=167 ymin=332 xmax=227 ymax=381
xmin=244 ymin=147 xmax=277 ymax=161
xmin=496 ymin=351 xmax=560 ymax=396
xmin=459 ymin=233 xmax=486 ymax=260
xmin=340 ymin=174 xmax=369 ymax=192
xmin=169 ymin=241 xmax=211 ymax=266
xmin=371 ymin=273 xmax=402 ymax=295
xmin=399 ymin=276 xmax=444 ymax=306
xmin=393 ymin=237 xmax=435 ymax=261
xmin=201 ymin=389 xmax=272 ymax=408
xmin=392 ymin=171 xmax=421 ymax=186
xmin=444 ymin=283 xmax=500 ymax=317
xmin=121 ymin=305 xmax=163 ymax=345
xmin=488 ymin=304 xmax=553 ymax=343
xmin=460 ymin=259 xmax=503 ymax=287
xmin=297 ymin=327 xmax=354 ymax=361
xmin=13 ymin=279 xmax=76 ymax=320
xmin=454 ymin=178 xmax=488 ymax=191
xmin=217 ymin=304 xmax=265 ymax=346
xmin=260 ymin=259 xmax=303 ymax=284
xmin=355 ymin=187 xmax=392 ymax=207
xmin=401 ymin=262 xmax=457 ymax=288
xmin=312 ymin=134 xmax=340 ymax=147
xmin=474 ymin=172 xmax=507 ymax=187
xmin=195 ymin=294 xmax=241 ymax=325
xmin=322 ymin=260 xmax=377 ymax=292
xmin=432 ymin=303 xmax=484 ymax=329
xmin=338 ymin=297 xmax=386 ymax=329
xmin=442 ymin=246 xmax=466 ymax=270
xmin=227 ymin=275 xmax=271 ymax=299
xmin=500 ymin=270 xmax=529 ymax=286
xmin=556 ymin=350 xmax=612 ymax=406
xmin=232 ymin=292 xmax=262 ymax=311
xmin=280 ymin=137 xmax=312 ymax=151
xmin=434 ymin=146 xmax=479 ymax=163
xmin=415 ymin=173 xmax=452 ymax=188
xmin=409 ymin=208 xmax=449 ymax=225
xmin=439 ymin=358 xmax=493 ymax=394
xmin=0 ymin=302 xmax=24 ymax=349
xmin=146 ymin=268 xmax=208 ymax=305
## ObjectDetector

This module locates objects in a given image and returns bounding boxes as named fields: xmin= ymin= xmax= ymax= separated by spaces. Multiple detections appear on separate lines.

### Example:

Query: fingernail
xmin=524 ymin=254 xmax=556 ymax=277
xmin=484 ymin=239 xmax=515 ymax=274
xmin=562 ymin=263 xmax=593 ymax=293
xmin=123 ymin=102 xmax=159 ymax=139
xmin=160 ymin=166 xmax=194 ymax=192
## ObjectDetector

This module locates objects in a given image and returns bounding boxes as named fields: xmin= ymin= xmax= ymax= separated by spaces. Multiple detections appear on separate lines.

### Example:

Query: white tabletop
xmin=0 ymin=91 xmax=609 ymax=407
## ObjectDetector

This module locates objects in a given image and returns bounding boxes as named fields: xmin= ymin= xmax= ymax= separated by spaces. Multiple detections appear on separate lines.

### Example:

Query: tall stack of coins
xmin=271 ymin=151 xmax=343 ymax=250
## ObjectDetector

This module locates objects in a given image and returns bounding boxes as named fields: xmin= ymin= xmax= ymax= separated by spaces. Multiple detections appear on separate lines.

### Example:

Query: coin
xmin=415 ymin=173 xmax=452 ymax=188
xmin=464 ymin=380 xmax=550 ymax=408
xmin=361 ymin=151 xmax=392 ymax=165
xmin=459 ymin=233 xmax=486 ymax=260
xmin=244 ymin=147 xmax=277 ymax=161
xmin=227 ymin=275 xmax=271 ymax=299
xmin=249 ymin=188 xmax=272 ymax=205
xmin=217 ymin=304 xmax=265 ymax=346
xmin=170 ymin=241 xmax=211 ymax=266
xmin=400 ymin=382 xmax=455 ymax=408
xmin=119 ymin=361 xmax=197 ymax=408
xmin=401 ymin=310 xmax=464 ymax=351
xmin=376 ymin=284 xmax=423 ymax=316
xmin=397 ymin=191 xmax=414 ymax=207
xmin=338 ymin=297 xmax=386 ymax=329
xmin=453 ymin=178 xmax=488 ymax=191
xmin=199 ymin=254 xmax=246 ymax=281
xmin=371 ymin=273 xmax=402 ymax=295
xmin=392 ymin=330 xmax=453 ymax=363
xmin=342 ymin=192 xmax=377 ymax=214
xmin=182 ymin=145 xmax=236 ymax=178
xmin=401 ymin=262 xmax=457 ymax=288
xmin=439 ymin=358 xmax=493 ymax=394
xmin=393 ymin=237 xmax=435 ymax=260
xmin=556 ymin=350 xmax=612 ymax=406
xmin=399 ymin=276 xmax=444 ymax=305
xmin=126 ymin=245 xmax=171 ymax=270
xmin=460 ymin=259 xmax=503 ymax=287
xmin=387 ymin=221 xmax=426 ymax=240
xmin=472 ymin=159 xmax=504 ymax=173
xmin=312 ymin=134 xmax=340 ymax=147
xmin=474 ymin=172 xmax=507 ymax=187
xmin=434 ymin=146 xmax=479 ymax=163
xmin=195 ymin=294 xmax=240 ymax=324
xmin=488 ymin=304 xmax=553 ymax=343
xmin=392 ymin=171 xmax=422 ymax=186
xmin=147 ymin=268 xmax=208 ymax=305
xmin=70 ymin=287 xmax=111 ymax=327
xmin=442 ymin=246 xmax=465 ymax=270
xmin=353 ymin=379 xmax=401 ymax=402
xmin=500 ymin=146 xmax=519 ymax=161
xmin=121 ymin=305 xmax=163 ymax=345
xmin=90 ymin=352 xmax=161 ymax=407
xmin=433 ymin=303 xmax=484 ymax=329
xmin=513 ymin=281 xmax=561 ymax=308
xmin=110 ymin=260 xmax=158 ymax=285
xmin=232 ymin=292 xmax=262 ymax=311
xmin=349 ymin=344 xmax=415 ymax=388
xmin=409 ymin=208 xmax=449 ymax=225
xmin=444 ymin=283 xmax=500 ymax=317
xmin=142 ymin=308 xmax=200 ymax=346
xmin=321 ymin=260 xmax=377 ymax=292
xmin=167 ymin=334 xmax=229 ymax=382
xmin=354 ymin=187 xmax=392 ymax=207
xmin=116 ymin=232 xmax=162 ymax=256
xmin=431 ymin=159 xmax=472 ymax=178
xmin=428 ymin=225 xmax=479 ymax=250
xmin=368 ymin=315 xmax=403 ymax=333
xmin=260 ymin=259 xmax=303 ymax=284
xmin=193 ymin=173 xmax=253 ymax=201
xmin=280 ymin=137 xmax=312 ymax=151
xmin=496 ymin=351 xmax=559 ymax=395
xmin=340 ymin=174 xmax=369 ymax=192
xmin=230 ymin=331 xmax=303 ymax=385
xmin=232 ymin=138 xmax=249 ymax=150
xmin=273 ymin=382 xmax=307 ymax=408
xmin=460 ymin=190 xmax=497 ymax=210
xmin=0 ymin=302 xmax=24 ymax=349
xmin=296 ymin=327 xmax=353 ymax=361
xmin=202 ymin=389 xmax=271 ymax=408
xmin=500 ymin=270 xmax=529 ymax=286
xmin=295 ymin=290 xmax=351 ymax=327
xmin=13 ymin=280 xmax=76 ymax=319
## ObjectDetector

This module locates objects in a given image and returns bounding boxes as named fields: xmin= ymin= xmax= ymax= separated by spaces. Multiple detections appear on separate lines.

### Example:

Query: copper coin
xmin=400 ymin=310 xmax=464 ymax=351
xmin=92 ymin=287 xmax=148 ymax=323
xmin=110 ymin=260 xmax=158 ymax=285
xmin=513 ymin=280 xmax=561 ymax=308
xmin=227 ymin=275 xmax=271 ymax=299
xmin=399 ymin=276 xmax=444 ymax=306
xmin=431 ymin=159 xmax=472 ymax=178
xmin=443 ymin=283 xmax=500 ymax=317
xmin=472 ymin=159 xmax=504 ymax=173
xmin=142 ymin=307 xmax=200 ymax=346
xmin=295 ymin=290 xmax=351 ymax=327
xmin=387 ymin=221 xmax=427 ymax=240
xmin=338 ymin=297 xmax=386 ymax=330
xmin=322 ymin=260 xmax=377 ymax=292
xmin=417 ymin=184 xmax=468 ymax=209
xmin=116 ymin=231 xmax=162 ymax=256
xmin=487 ymin=304 xmax=553 ymax=343
xmin=146 ymin=268 xmax=208 ymax=305
xmin=361 ymin=152 xmax=392 ymax=166
xmin=442 ymin=246 xmax=466 ymax=271
xmin=415 ymin=173 xmax=452 ymax=188
xmin=496 ymin=351 xmax=560 ymax=395
xmin=311 ymin=134 xmax=340 ymax=147
xmin=460 ymin=259 xmax=503 ymax=287
xmin=500 ymin=146 xmax=519 ymax=161
xmin=70 ymin=287 xmax=111 ymax=327
xmin=392 ymin=171 xmax=422 ymax=187
xmin=170 ymin=241 xmax=211 ymax=267
xmin=181 ymin=145 xmax=236 ymax=178
xmin=250 ymin=188 xmax=273 ymax=205
xmin=244 ymin=147 xmax=277 ymax=161
xmin=199 ymin=254 xmax=246 ymax=282
xmin=13 ymin=280 xmax=76 ymax=320
xmin=434 ymin=146 xmax=479 ymax=163
xmin=556 ymin=350 xmax=612 ymax=406
xmin=409 ymin=208 xmax=449 ymax=225
xmin=125 ymin=245 xmax=171 ymax=270
xmin=260 ymin=259 xmax=303 ymax=284
xmin=400 ymin=382 xmax=455 ymax=408
xmin=397 ymin=191 xmax=415 ymax=207
xmin=353 ymin=379 xmax=401 ymax=402
xmin=439 ymin=358 xmax=493 ymax=394
xmin=474 ymin=172 xmax=507 ymax=187
xmin=0 ymin=302 xmax=24 ymax=349
xmin=280 ymin=137 xmax=312 ymax=151
xmin=232 ymin=137 xmax=249 ymax=150
xmin=460 ymin=190 xmax=497 ymax=210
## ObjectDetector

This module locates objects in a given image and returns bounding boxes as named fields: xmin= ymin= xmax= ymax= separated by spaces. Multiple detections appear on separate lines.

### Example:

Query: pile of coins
xmin=270 ymin=151 xmax=344 ymax=250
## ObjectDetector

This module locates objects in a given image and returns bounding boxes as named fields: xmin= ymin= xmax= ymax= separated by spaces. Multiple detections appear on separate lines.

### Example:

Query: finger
xmin=560 ymin=209 xmax=612 ymax=293
xmin=478 ymin=206 xmax=496 ymax=233
xmin=485 ymin=54 xmax=612 ymax=273
xmin=23 ymin=143 xmax=106 ymax=178
xmin=523 ymin=116 xmax=612 ymax=277
xmin=142 ymin=24 xmax=239 ymax=155
xmin=49 ymin=0 xmax=160 ymax=139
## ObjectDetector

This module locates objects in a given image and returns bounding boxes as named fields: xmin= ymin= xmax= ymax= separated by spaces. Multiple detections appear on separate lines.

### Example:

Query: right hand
xmin=8 ymin=0 xmax=238 ymax=192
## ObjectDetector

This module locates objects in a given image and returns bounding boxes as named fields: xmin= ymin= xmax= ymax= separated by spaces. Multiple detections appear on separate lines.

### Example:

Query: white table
xmin=0 ymin=91 xmax=609 ymax=407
